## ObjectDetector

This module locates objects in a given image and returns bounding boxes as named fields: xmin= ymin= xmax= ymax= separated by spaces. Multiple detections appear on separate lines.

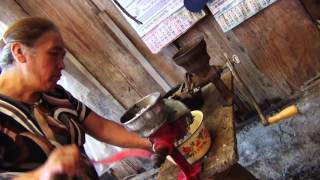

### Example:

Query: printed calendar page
xmin=207 ymin=0 xmax=278 ymax=32
xmin=113 ymin=0 xmax=205 ymax=53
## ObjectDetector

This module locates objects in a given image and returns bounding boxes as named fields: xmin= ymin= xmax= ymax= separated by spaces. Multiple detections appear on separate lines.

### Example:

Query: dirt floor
xmin=236 ymin=84 xmax=320 ymax=180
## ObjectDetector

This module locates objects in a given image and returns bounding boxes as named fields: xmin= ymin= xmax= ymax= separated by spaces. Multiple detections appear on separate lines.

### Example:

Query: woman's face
xmin=24 ymin=31 xmax=66 ymax=91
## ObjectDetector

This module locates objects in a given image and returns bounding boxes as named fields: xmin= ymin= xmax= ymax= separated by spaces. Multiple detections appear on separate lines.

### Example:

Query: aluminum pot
xmin=120 ymin=92 xmax=166 ymax=137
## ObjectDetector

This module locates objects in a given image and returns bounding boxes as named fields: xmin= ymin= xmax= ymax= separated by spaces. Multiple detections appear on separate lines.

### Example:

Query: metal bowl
xmin=120 ymin=92 xmax=166 ymax=137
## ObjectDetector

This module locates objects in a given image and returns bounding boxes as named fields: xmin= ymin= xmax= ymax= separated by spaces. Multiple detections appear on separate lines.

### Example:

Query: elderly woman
xmin=0 ymin=17 xmax=151 ymax=179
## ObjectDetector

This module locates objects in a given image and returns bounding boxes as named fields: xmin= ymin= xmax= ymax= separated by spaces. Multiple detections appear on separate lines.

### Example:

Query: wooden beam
xmin=89 ymin=0 xmax=185 ymax=87
xmin=98 ymin=11 xmax=171 ymax=91
xmin=0 ymin=0 xmax=28 ymax=25
xmin=65 ymin=52 xmax=125 ymax=109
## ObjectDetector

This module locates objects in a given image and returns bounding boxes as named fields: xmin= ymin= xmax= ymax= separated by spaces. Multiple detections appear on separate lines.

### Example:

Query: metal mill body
xmin=121 ymin=93 xmax=201 ymax=180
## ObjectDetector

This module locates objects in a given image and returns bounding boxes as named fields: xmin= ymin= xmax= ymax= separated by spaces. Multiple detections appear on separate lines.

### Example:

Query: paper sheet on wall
xmin=207 ymin=0 xmax=278 ymax=32
xmin=113 ymin=0 xmax=205 ymax=53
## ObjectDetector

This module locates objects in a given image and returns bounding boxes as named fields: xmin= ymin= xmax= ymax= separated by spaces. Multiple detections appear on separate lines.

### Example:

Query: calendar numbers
xmin=207 ymin=0 xmax=277 ymax=32
xmin=114 ymin=0 xmax=205 ymax=53
xmin=142 ymin=8 xmax=205 ymax=53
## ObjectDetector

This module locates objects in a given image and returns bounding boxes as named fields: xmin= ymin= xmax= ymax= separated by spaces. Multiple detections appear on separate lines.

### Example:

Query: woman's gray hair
xmin=0 ymin=38 xmax=14 ymax=70
xmin=0 ymin=17 xmax=59 ymax=70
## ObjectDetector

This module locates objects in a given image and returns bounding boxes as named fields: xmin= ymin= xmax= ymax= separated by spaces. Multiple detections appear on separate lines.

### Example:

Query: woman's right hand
xmin=39 ymin=144 xmax=81 ymax=179
xmin=13 ymin=145 xmax=81 ymax=180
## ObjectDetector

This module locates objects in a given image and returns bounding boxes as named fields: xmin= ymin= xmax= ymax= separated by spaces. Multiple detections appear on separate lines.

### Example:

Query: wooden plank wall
xmin=234 ymin=0 xmax=320 ymax=96
xmin=90 ymin=0 xmax=186 ymax=87
xmin=2 ymin=0 xmax=320 ymax=111
xmin=92 ymin=0 xmax=320 ymax=107
xmin=87 ymin=0 xmax=281 ymax=109
xmin=0 ymin=0 xmax=28 ymax=23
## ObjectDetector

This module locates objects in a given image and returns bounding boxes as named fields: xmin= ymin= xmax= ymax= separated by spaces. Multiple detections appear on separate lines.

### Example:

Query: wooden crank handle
xmin=267 ymin=105 xmax=299 ymax=124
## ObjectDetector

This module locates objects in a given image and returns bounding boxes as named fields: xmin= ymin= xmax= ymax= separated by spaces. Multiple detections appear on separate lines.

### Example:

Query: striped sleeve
xmin=55 ymin=86 xmax=92 ymax=122
xmin=0 ymin=172 xmax=19 ymax=179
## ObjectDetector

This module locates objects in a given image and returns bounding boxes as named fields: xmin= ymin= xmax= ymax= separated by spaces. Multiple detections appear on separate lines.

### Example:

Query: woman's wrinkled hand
xmin=40 ymin=144 xmax=81 ymax=179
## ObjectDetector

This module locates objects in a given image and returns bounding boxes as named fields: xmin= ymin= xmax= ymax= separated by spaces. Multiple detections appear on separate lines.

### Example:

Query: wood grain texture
xmin=97 ymin=11 xmax=171 ymax=91
xmin=63 ymin=52 xmax=125 ymax=119
xmin=16 ymin=0 xmax=164 ymax=108
xmin=89 ymin=0 xmax=185 ymax=87
xmin=234 ymin=0 xmax=320 ymax=96
xmin=0 ymin=0 xmax=28 ymax=25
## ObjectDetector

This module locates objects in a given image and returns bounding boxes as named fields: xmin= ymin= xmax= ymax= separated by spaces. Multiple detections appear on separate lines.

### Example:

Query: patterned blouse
xmin=0 ymin=85 xmax=92 ymax=176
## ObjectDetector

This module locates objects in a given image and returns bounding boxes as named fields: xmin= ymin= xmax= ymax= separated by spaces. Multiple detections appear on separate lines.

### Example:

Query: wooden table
xmin=157 ymin=73 xmax=256 ymax=180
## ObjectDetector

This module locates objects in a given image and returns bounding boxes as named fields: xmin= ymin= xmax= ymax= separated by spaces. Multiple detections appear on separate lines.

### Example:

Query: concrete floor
xmin=237 ymin=84 xmax=320 ymax=180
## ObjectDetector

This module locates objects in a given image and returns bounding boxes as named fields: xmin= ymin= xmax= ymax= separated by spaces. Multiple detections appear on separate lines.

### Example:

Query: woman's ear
xmin=11 ymin=42 xmax=27 ymax=63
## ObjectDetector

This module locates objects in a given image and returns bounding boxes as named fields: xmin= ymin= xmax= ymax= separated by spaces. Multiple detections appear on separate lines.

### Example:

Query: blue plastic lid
xmin=184 ymin=0 xmax=209 ymax=12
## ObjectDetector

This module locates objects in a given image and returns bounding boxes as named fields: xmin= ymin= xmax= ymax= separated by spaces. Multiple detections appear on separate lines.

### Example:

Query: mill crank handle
xmin=267 ymin=105 xmax=299 ymax=124
xmin=224 ymin=53 xmax=269 ymax=125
